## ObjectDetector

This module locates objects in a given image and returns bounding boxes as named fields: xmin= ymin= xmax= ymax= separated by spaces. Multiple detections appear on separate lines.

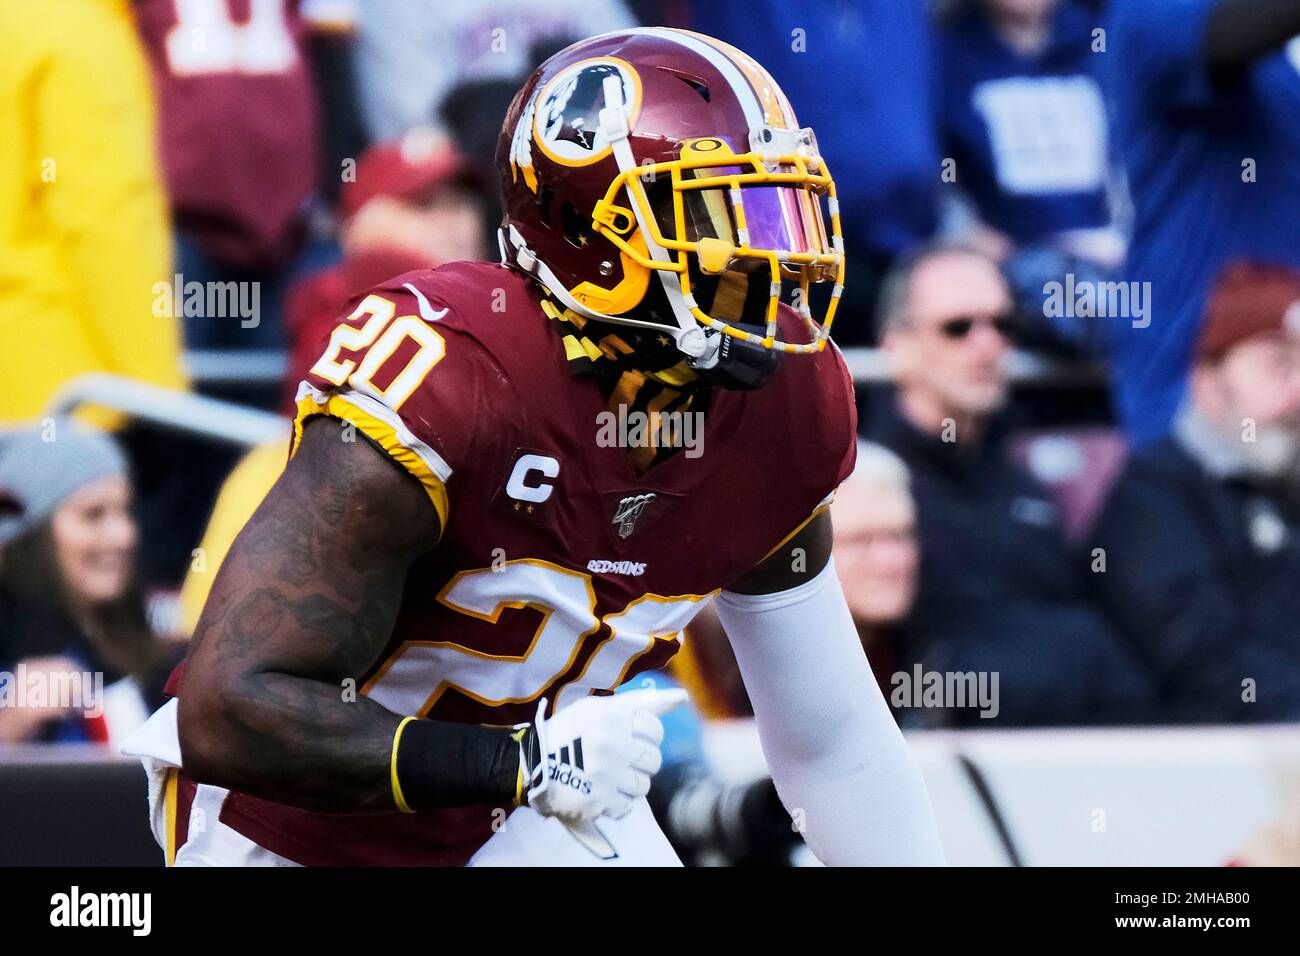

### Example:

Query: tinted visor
xmin=649 ymin=166 xmax=833 ymax=261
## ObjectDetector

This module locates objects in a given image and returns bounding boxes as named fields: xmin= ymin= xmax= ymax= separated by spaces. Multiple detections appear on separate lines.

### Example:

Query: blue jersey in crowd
xmin=938 ymin=1 xmax=1112 ymax=244
xmin=1104 ymin=0 xmax=1300 ymax=446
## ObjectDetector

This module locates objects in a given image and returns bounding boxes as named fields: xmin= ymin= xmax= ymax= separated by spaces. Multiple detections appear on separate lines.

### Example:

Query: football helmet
xmin=496 ymin=27 xmax=845 ymax=369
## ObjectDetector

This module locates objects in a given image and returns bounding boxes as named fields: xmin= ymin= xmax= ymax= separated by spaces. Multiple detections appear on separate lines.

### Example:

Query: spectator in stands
xmin=675 ymin=441 xmax=921 ymax=721
xmin=1102 ymin=0 xmax=1300 ymax=446
xmin=128 ymin=0 xmax=368 ymax=586
xmin=354 ymin=0 xmax=637 ymax=144
xmin=282 ymin=128 xmax=489 ymax=413
xmin=865 ymin=243 xmax=1154 ymax=726
xmin=936 ymin=0 xmax=1122 ymax=356
xmin=0 ymin=422 xmax=181 ymax=745
xmin=0 ymin=0 xmax=185 ymax=430
xmin=131 ymin=0 xmax=366 ymax=350
xmin=823 ymin=442 xmax=919 ymax=696
xmin=937 ymin=0 xmax=1118 ymax=264
xmin=1090 ymin=262 xmax=1300 ymax=723
xmin=673 ymin=0 xmax=942 ymax=345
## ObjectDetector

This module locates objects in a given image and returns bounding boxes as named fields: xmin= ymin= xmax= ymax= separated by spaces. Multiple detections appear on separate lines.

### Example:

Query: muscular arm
xmin=718 ymin=511 xmax=945 ymax=865
xmin=178 ymin=416 xmax=440 ymax=811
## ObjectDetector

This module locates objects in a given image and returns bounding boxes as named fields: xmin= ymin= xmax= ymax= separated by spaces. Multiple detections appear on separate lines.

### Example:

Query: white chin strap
xmin=500 ymin=75 xmax=719 ymax=367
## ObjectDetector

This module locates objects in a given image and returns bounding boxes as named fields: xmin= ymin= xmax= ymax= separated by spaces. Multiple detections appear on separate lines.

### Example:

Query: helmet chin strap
xmin=498 ymin=76 xmax=722 ymax=368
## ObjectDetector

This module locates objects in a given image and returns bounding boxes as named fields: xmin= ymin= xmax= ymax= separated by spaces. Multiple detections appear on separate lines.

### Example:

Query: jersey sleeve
xmin=758 ymin=340 xmax=858 ymax=563
xmin=291 ymin=272 xmax=514 ymax=532
xmin=831 ymin=344 xmax=859 ymax=489
xmin=806 ymin=342 xmax=860 ymax=520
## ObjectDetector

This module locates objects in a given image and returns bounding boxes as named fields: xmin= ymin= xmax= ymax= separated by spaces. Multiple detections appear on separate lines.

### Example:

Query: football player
xmin=124 ymin=27 xmax=945 ymax=866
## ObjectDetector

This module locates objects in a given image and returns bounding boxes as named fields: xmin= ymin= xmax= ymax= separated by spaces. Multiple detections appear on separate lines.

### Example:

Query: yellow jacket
xmin=0 ymin=0 xmax=185 ymax=428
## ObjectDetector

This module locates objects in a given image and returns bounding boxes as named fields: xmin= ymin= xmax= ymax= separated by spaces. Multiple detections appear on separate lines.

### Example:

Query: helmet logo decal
xmin=531 ymin=57 xmax=641 ymax=167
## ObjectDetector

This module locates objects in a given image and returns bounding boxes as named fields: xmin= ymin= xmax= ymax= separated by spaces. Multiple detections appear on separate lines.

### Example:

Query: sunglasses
xmin=937 ymin=313 xmax=1018 ymax=341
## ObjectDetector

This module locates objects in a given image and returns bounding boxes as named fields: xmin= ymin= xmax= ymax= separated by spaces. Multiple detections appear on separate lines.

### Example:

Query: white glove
xmin=520 ymin=689 xmax=686 ymax=836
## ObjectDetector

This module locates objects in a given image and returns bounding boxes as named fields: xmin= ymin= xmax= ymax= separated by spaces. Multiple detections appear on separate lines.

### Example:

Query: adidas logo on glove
xmin=548 ymin=740 xmax=593 ymax=794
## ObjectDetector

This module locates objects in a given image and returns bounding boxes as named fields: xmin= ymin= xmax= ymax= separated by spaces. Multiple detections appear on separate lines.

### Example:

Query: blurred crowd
xmin=3 ymin=0 xmax=1300 ymax=758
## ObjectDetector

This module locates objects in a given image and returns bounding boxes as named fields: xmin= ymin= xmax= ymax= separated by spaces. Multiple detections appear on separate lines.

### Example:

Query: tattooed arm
xmin=178 ymin=417 xmax=506 ymax=812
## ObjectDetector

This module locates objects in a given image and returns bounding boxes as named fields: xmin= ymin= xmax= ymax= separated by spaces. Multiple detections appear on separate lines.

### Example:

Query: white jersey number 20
xmin=363 ymin=560 xmax=711 ymax=715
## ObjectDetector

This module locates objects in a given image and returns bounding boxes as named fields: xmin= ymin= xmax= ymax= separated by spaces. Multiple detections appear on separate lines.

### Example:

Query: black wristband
xmin=392 ymin=718 xmax=521 ymax=812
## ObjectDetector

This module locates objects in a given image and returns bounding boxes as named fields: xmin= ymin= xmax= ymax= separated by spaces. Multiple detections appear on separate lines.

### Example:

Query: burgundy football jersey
xmin=206 ymin=261 xmax=856 ymax=864
xmin=132 ymin=0 xmax=318 ymax=269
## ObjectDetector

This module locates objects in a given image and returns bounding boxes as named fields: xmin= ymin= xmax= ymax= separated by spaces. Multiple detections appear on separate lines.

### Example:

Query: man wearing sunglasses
xmin=864 ymin=244 xmax=1154 ymax=728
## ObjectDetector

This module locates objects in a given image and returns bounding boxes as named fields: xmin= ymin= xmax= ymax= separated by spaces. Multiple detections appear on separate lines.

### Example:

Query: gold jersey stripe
xmin=293 ymin=393 xmax=450 ymax=531
xmin=759 ymin=500 xmax=833 ymax=563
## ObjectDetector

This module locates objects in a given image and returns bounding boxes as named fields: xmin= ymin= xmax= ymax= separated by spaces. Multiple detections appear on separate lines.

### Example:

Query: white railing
xmin=47 ymin=374 xmax=287 ymax=447
xmin=185 ymin=349 xmax=288 ymax=385
xmin=842 ymin=347 xmax=1104 ymax=388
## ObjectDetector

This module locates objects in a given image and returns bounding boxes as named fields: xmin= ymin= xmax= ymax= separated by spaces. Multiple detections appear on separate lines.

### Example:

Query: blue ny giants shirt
xmin=937 ymin=2 xmax=1113 ymax=245
xmin=1104 ymin=0 xmax=1300 ymax=445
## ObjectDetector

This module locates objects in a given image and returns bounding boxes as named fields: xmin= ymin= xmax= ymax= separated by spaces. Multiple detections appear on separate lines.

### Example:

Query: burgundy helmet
xmin=496 ymin=27 xmax=844 ymax=369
